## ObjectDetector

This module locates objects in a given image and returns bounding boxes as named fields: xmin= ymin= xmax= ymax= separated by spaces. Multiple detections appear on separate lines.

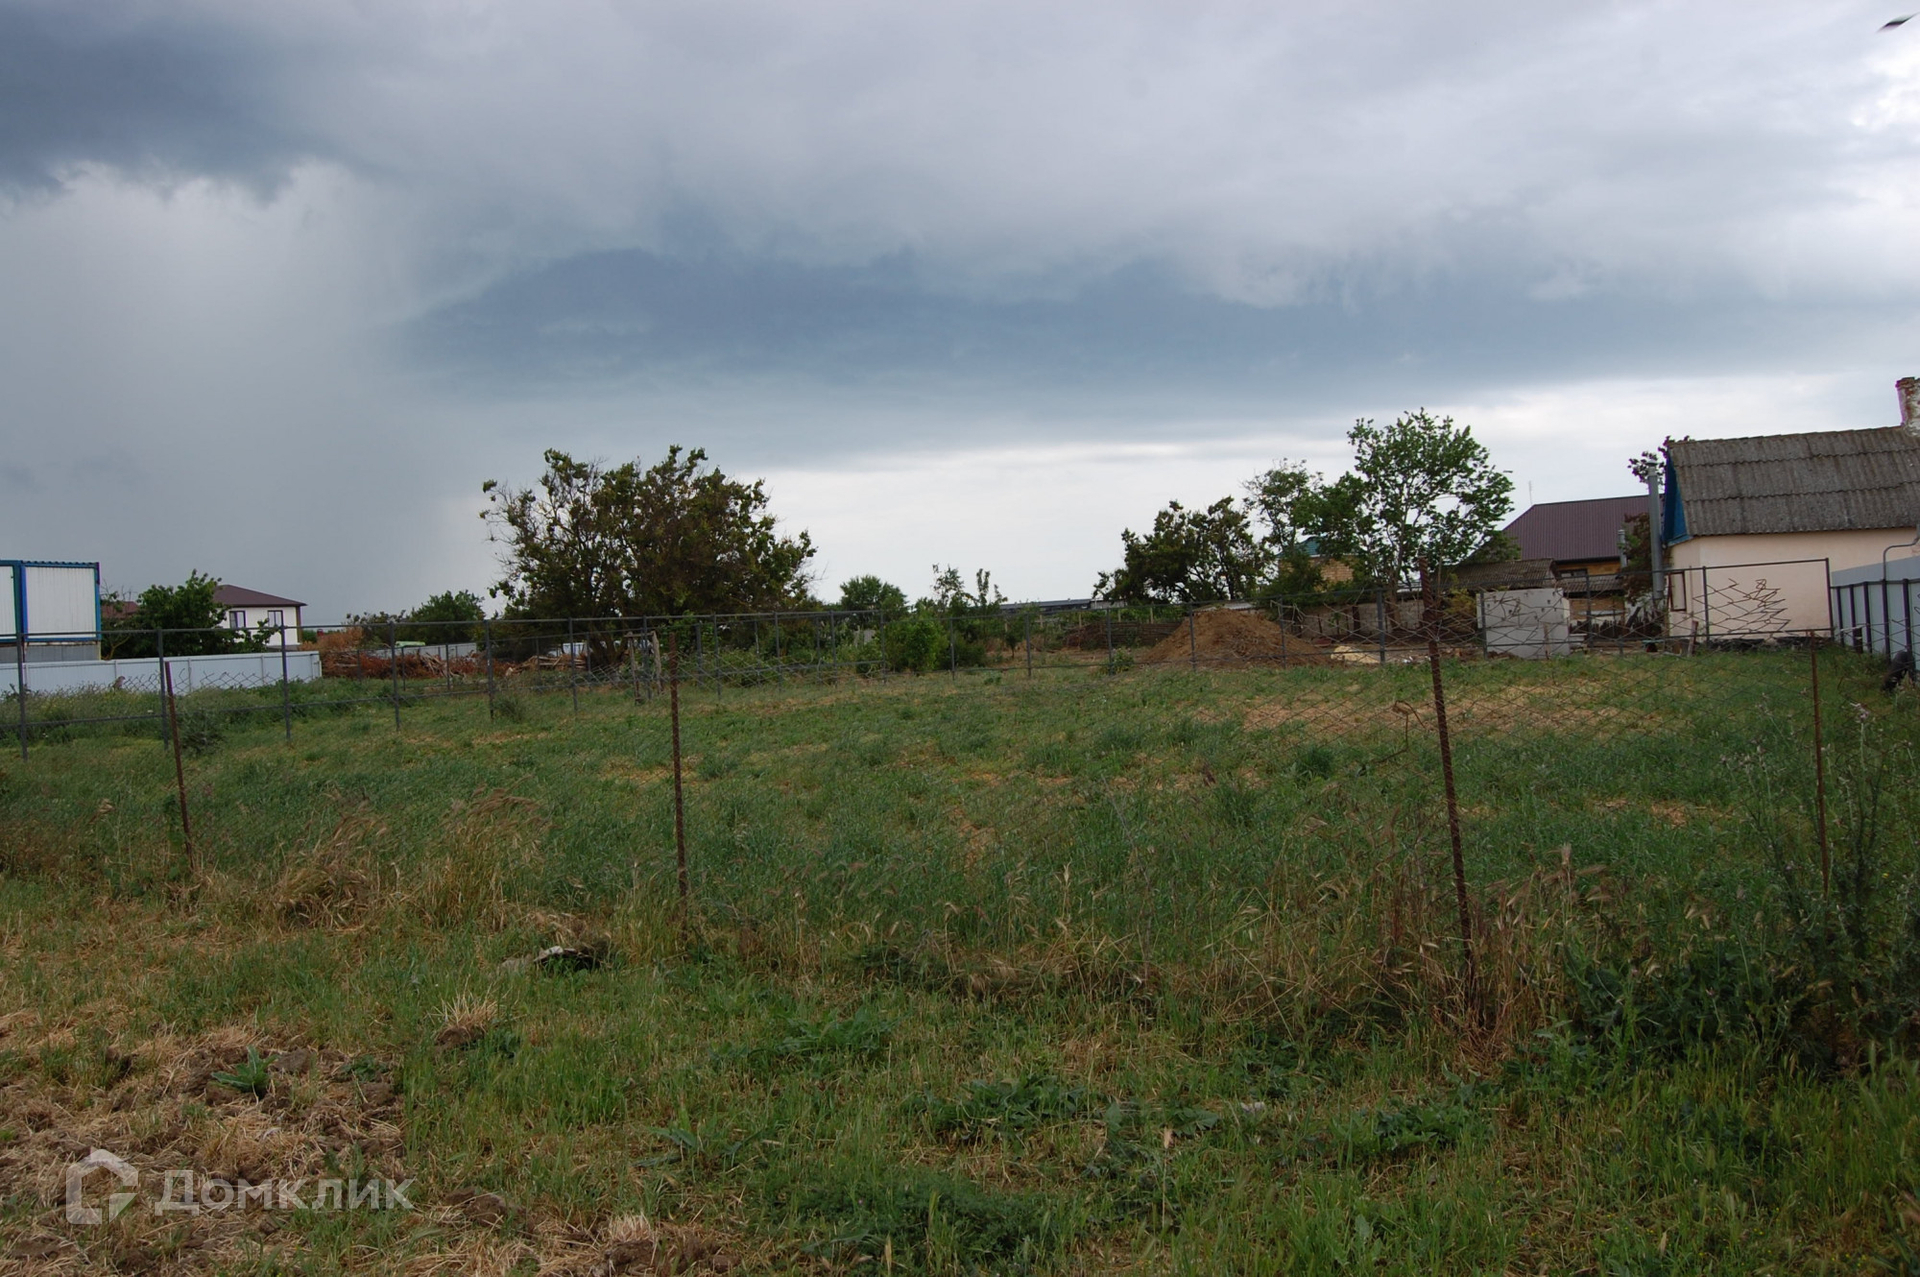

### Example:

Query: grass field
xmin=3 ymin=651 xmax=1919 ymax=1274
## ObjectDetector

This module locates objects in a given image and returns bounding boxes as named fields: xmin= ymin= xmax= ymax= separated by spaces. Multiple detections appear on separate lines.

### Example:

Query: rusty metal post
xmin=1809 ymin=631 xmax=1830 ymax=894
xmin=669 ymin=629 xmax=690 ymax=940
xmin=1422 ymin=563 xmax=1477 ymax=1021
xmin=164 ymin=659 xmax=194 ymax=870
xmin=280 ymin=627 xmax=292 ymax=743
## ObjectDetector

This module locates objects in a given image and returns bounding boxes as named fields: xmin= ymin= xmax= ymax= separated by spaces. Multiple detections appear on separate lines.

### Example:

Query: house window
xmin=266 ymin=609 xmax=284 ymax=631
xmin=228 ymin=610 xmax=246 ymax=629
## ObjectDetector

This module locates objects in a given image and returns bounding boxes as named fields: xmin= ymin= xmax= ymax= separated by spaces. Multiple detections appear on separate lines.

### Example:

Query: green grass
xmin=1 ymin=651 xmax=1918 ymax=1272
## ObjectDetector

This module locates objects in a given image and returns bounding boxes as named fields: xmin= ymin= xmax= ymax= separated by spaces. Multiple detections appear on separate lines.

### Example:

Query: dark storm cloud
xmin=0 ymin=4 xmax=326 ymax=192
xmin=404 ymin=245 xmax=1899 ymax=449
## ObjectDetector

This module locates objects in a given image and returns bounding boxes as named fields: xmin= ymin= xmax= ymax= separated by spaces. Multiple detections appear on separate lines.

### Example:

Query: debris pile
xmin=1141 ymin=609 xmax=1331 ymax=667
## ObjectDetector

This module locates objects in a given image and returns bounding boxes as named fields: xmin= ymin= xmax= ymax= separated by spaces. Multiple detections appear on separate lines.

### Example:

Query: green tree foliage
xmin=350 ymin=590 xmax=488 ymax=644
xmin=837 ymin=575 xmax=907 ymax=615
xmin=924 ymin=566 xmax=1004 ymax=615
xmin=1295 ymin=411 xmax=1513 ymax=589
xmin=884 ymin=614 xmax=947 ymax=672
xmin=1244 ymin=460 xmax=1326 ymax=594
xmin=101 ymin=571 xmax=262 ymax=657
xmin=483 ymin=446 xmax=815 ymax=618
xmin=1096 ymin=498 xmax=1270 ymax=604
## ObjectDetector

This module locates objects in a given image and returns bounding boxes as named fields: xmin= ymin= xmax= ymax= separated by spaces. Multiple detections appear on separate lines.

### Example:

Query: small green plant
xmin=211 ymin=1047 xmax=271 ymax=1096
xmin=492 ymin=692 xmax=525 ymax=722
xmin=911 ymin=1074 xmax=1100 ymax=1142
xmin=785 ymin=1163 xmax=1077 ymax=1271
xmin=162 ymin=707 xmax=226 ymax=756
xmin=719 ymin=1005 xmax=894 ymax=1070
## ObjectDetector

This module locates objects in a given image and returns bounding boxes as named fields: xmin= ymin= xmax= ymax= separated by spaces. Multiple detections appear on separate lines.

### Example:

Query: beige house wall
xmin=1665 ymin=529 xmax=1912 ymax=636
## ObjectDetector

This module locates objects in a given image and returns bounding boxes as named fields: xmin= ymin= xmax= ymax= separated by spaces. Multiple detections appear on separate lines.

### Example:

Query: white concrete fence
xmin=1 ymin=650 xmax=322 ymax=697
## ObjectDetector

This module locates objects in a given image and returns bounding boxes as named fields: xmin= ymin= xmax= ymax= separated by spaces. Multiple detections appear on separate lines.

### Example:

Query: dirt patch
xmin=600 ymin=760 xmax=672 ymax=787
xmin=0 ymin=1029 xmax=408 ymax=1274
xmin=1140 ymin=610 xmax=1331 ymax=668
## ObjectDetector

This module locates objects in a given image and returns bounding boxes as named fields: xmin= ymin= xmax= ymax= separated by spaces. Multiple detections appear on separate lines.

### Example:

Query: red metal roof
xmin=1503 ymin=495 xmax=1647 ymax=564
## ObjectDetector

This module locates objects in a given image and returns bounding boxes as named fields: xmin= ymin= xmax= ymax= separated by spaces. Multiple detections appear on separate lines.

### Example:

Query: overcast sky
xmin=3 ymin=0 xmax=1919 ymax=615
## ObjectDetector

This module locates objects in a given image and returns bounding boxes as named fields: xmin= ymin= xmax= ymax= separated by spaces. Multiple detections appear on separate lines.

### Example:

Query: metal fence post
xmin=568 ymin=617 xmax=580 ymax=714
xmin=1421 ymin=562 xmax=1477 ymax=1023
xmin=12 ymin=611 xmax=28 ymax=762
xmin=163 ymin=659 xmax=194 ymax=870
xmin=389 ymin=618 xmax=401 ymax=725
xmin=280 ymin=628 xmax=292 ymax=743
xmin=484 ymin=618 xmax=497 ymax=720
xmin=878 ymin=609 xmax=888 ymax=682
xmin=12 ymin=613 xmax=26 ymax=761
xmin=669 ymin=629 xmax=690 ymax=942
xmin=1025 ymin=611 xmax=1032 ymax=680
xmin=1809 ymin=632 xmax=1830 ymax=895
xmin=155 ymin=627 xmax=168 ymax=752
xmin=1376 ymin=586 xmax=1387 ymax=665
xmin=1105 ymin=606 xmax=1114 ymax=673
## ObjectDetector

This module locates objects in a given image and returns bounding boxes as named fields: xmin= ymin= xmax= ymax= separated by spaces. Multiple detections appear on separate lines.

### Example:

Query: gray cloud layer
xmin=3 ymin=0 xmax=1918 ymax=610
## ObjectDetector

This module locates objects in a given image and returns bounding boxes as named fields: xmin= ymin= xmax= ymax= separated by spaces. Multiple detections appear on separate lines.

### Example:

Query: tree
xmin=1297 ymin=411 xmax=1513 ymax=589
xmin=408 ymin=590 xmax=487 ymax=643
xmin=924 ymin=565 xmax=1004 ymax=615
xmin=1096 ymin=497 xmax=1270 ymax=604
xmin=350 ymin=590 xmax=489 ymax=645
xmin=1245 ymin=461 xmax=1326 ymax=595
xmin=837 ymin=575 xmax=907 ymax=615
xmin=101 ymin=571 xmax=261 ymax=657
xmin=483 ymin=446 xmax=816 ymax=619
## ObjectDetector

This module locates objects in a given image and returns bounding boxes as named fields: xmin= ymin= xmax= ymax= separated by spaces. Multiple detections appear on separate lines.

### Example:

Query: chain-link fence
xmin=1 ymin=558 xmax=1893 ymax=757
xmin=13 ymin=557 xmax=1916 ymax=1010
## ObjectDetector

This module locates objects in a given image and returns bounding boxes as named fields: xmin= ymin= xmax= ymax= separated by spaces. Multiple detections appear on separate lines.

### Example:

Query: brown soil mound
xmin=1141 ymin=608 xmax=1330 ymax=667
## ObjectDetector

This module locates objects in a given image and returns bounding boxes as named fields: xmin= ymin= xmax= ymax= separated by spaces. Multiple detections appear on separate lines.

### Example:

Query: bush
xmin=885 ymin=616 xmax=947 ymax=673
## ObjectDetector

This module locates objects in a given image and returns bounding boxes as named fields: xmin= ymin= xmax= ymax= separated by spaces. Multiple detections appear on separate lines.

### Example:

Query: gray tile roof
xmin=1666 ymin=427 xmax=1920 ymax=538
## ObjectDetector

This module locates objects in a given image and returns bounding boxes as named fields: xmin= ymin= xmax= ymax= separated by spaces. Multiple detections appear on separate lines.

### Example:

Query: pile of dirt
xmin=1141 ymin=608 xmax=1331 ymax=667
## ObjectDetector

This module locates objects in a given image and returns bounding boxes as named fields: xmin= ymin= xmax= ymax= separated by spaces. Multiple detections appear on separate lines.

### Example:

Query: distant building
xmin=1501 ymin=495 xmax=1648 ymax=577
xmin=214 ymin=585 xmax=306 ymax=647
xmin=0 ymin=560 xmax=102 ymax=663
xmin=1658 ymin=379 xmax=1920 ymax=636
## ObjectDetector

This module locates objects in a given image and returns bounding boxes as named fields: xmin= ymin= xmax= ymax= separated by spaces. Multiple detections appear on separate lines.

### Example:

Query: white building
xmin=1 ymin=560 xmax=102 ymax=663
xmin=214 ymin=585 xmax=306 ymax=647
